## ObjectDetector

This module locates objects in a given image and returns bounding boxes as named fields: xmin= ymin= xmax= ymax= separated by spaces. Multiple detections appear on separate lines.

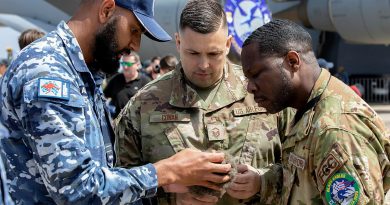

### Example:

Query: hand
xmin=154 ymin=149 xmax=231 ymax=190
xmin=176 ymin=192 xmax=219 ymax=205
xmin=163 ymin=184 xmax=188 ymax=193
xmin=226 ymin=164 xmax=261 ymax=199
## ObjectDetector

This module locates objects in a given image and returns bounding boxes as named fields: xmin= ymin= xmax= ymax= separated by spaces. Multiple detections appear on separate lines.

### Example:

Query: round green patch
xmin=325 ymin=172 xmax=360 ymax=205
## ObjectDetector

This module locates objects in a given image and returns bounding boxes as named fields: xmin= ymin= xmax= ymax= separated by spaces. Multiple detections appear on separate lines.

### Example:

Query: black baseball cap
xmin=115 ymin=0 xmax=172 ymax=42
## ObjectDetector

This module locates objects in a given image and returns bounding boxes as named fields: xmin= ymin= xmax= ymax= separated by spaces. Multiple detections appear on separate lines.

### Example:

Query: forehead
xmin=123 ymin=55 xmax=137 ymax=62
xmin=179 ymin=27 xmax=227 ymax=49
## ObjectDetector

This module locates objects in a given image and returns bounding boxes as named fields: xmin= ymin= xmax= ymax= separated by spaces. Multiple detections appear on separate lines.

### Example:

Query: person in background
xmin=241 ymin=18 xmax=390 ymax=204
xmin=145 ymin=56 xmax=161 ymax=79
xmin=317 ymin=58 xmax=334 ymax=71
xmin=334 ymin=65 xmax=350 ymax=85
xmin=0 ymin=0 xmax=231 ymax=204
xmin=0 ymin=59 xmax=8 ymax=78
xmin=159 ymin=55 xmax=178 ymax=75
xmin=104 ymin=52 xmax=151 ymax=118
xmin=115 ymin=1 xmax=289 ymax=204
xmin=18 ymin=28 xmax=45 ymax=50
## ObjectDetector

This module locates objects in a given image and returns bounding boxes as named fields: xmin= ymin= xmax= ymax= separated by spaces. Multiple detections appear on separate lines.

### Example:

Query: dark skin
xmin=66 ymin=0 xmax=230 ymax=190
xmin=241 ymin=42 xmax=321 ymax=113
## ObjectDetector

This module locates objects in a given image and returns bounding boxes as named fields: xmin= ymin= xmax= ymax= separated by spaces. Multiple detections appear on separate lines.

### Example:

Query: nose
xmin=198 ymin=56 xmax=209 ymax=71
xmin=129 ymin=35 xmax=141 ymax=52
xmin=246 ymin=80 xmax=257 ymax=94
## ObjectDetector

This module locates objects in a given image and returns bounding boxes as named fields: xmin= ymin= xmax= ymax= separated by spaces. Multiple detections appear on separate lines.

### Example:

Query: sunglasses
xmin=120 ymin=61 xmax=136 ymax=67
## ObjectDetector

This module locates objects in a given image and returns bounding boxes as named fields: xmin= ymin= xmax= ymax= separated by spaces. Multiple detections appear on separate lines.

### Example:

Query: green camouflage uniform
xmin=260 ymin=69 xmax=390 ymax=204
xmin=115 ymin=62 xmax=286 ymax=205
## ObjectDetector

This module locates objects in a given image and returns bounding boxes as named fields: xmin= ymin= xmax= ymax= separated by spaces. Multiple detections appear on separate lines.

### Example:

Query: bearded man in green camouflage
xmin=114 ymin=0 xmax=287 ymax=204
xmin=242 ymin=19 xmax=390 ymax=204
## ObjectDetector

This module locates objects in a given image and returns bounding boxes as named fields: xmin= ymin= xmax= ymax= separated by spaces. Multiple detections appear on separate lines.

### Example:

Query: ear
xmin=175 ymin=32 xmax=181 ymax=52
xmin=286 ymin=51 xmax=300 ymax=72
xmin=225 ymin=35 xmax=233 ymax=56
xmin=98 ymin=0 xmax=116 ymax=24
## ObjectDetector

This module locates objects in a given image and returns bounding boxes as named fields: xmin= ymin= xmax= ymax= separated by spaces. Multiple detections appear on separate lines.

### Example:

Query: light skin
xmin=0 ymin=64 xmax=6 ymax=76
xmin=241 ymin=42 xmax=321 ymax=113
xmin=175 ymin=25 xmax=232 ymax=88
xmin=67 ymin=0 xmax=231 ymax=190
xmin=121 ymin=55 xmax=139 ymax=82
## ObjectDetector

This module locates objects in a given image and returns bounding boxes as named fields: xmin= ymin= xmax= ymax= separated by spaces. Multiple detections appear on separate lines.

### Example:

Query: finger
xmin=206 ymin=152 xmax=225 ymax=163
xmin=232 ymin=173 xmax=250 ymax=184
xmin=209 ymin=163 xmax=231 ymax=174
xmin=228 ymin=182 xmax=248 ymax=191
xmin=236 ymin=164 xmax=248 ymax=173
xmin=193 ymin=194 xmax=219 ymax=203
xmin=204 ymin=173 xmax=230 ymax=184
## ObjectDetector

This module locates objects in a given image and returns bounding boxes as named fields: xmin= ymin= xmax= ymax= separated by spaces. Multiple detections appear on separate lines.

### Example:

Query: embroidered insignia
xmin=38 ymin=78 xmax=70 ymax=100
xmin=233 ymin=106 xmax=266 ymax=116
xmin=317 ymin=143 xmax=348 ymax=185
xmin=207 ymin=124 xmax=226 ymax=141
xmin=288 ymin=152 xmax=306 ymax=170
xmin=325 ymin=172 xmax=360 ymax=205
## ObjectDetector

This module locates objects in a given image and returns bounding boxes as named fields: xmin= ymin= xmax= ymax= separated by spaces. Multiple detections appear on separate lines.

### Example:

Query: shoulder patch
xmin=317 ymin=143 xmax=349 ymax=185
xmin=38 ymin=78 xmax=70 ymax=100
xmin=325 ymin=171 xmax=360 ymax=205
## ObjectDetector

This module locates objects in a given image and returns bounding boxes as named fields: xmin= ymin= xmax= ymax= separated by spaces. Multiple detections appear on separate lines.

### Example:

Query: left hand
xmin=163 ymin=184 xmax=189 ymax=193
xmin=226 ymin=164 xmax=261 ymax=199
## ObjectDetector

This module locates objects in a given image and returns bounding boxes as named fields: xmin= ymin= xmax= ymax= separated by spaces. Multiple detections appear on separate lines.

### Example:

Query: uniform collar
xmin=56 ymin=21 xmax=90 ymax=73
xmin=307 ymin=68 xmax=331 ymax=103
xmin=169 ymin=62 xmax=247 ymax=111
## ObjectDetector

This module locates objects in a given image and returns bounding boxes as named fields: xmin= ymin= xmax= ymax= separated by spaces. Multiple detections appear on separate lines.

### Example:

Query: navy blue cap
xmin=115 ymin=0 xmax=172 ymax=42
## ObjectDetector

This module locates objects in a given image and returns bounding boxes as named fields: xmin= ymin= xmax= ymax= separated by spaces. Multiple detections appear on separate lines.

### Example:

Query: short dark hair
xmin=243 ymin=19 xmax=314 ymax=61
xmin=160 ymin=55 xmax=178 ymax=71
xmin=18 ymin=29 xmax=45 ymax=49
xmin=179 ymin=0 xmax=227 ymax=34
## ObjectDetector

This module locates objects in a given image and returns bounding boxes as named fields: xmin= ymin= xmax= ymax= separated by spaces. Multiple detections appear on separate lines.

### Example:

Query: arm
xmin=22 ymin=79 xmax=157 ymax=204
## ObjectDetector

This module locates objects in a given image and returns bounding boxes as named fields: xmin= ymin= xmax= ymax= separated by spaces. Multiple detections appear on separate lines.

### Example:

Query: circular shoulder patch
xmin=325 ymin=172 xmax=360 ymax=205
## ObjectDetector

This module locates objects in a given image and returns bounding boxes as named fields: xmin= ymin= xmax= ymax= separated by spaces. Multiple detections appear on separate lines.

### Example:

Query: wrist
xmin=154 ymin=158 xmax=177 ymax=186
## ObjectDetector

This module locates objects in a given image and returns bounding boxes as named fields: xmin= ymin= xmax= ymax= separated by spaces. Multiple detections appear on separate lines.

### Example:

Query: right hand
xmin=176 ymin=192 xmax=219 ymax=205
xmin=154 ymin=149 xmax=231 ymax=190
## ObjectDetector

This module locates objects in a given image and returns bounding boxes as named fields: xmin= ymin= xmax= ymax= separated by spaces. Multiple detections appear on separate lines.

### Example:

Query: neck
xmin=125 ymin=72 xmax=139 ymax=82
xmin=67 ymin=15 xmax=96 ymax=65
xmin=292 ymin=66 xmax=321 ymax=111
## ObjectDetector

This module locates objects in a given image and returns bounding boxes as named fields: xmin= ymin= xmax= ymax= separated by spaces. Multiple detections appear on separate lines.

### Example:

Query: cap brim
xmin=133 ymin=11 xmax=172 ymax=42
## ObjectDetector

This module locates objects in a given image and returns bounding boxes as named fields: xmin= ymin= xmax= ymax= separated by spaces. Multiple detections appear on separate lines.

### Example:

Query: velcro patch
xmin=288 ymin=152 xmax=306 ymax=170
xmin=207 ymin=124 xmax=226 ymax=141
xmin=38 ymin=78 xmax=70 ymax=100
xmin=317 ymin=143 xmax=349 ymax=185
xmin=233 ymin=106 xmax=266 ymax=116
xmin=325 ymin=172 xmax=360 ymax=205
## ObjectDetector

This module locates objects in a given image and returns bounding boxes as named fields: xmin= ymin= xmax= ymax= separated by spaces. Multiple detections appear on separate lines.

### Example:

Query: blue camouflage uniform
xmin=0 ymin=123 xmax=14 ymax=205
xmin=0 ymin=21 xmax=157 ymax=205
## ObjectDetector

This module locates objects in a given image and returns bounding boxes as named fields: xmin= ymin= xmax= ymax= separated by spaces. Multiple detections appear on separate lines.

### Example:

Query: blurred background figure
xmin=335 ymin=65 xmax=350 ymax=85
xmin=145 ymin=56 xmax=160 ymax=79
xmin=317 ymin=58 xmax=334 ymax=71
xmin=104 ymin=52 xmax=151 ymax=118
xmin=159 ymin=55 xmax=178 ymax=75
xmin=0 ymin=59 xmax=8 ymax=78
xmin=18 ymin=29 xmax=45 ymax=50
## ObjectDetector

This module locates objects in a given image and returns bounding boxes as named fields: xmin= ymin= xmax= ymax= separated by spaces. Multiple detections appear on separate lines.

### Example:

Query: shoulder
xmin=135 ymin=71 xmax=175 ymax=100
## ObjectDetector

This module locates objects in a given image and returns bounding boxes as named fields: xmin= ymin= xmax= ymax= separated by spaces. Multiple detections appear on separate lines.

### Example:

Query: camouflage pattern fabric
xmin=0 ymin=123 xmax=14 ymax=205
xmin=115 ymin=62 xmax=286 ymax=205
xmin=0 ymin=21 xmax=158 ymax=205
xmin=261 ymin=69 xmax=390 ymax=204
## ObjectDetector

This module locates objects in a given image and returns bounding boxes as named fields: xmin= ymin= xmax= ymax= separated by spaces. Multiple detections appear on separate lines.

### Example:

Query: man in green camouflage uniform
xmin=241 ymin=19 xmax=390 ymax=204
xmin=115 ymin=1 xmax=286 ymax=204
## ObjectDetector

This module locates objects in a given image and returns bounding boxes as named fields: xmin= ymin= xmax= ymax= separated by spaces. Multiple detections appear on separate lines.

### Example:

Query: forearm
xmin=257 ymin=164 xmax=283 ymax=204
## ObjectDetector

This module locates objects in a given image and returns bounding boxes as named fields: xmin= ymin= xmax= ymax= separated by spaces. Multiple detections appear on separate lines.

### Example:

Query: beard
xmin=267 ymin=64 xmax=293 ymax=114
xmin=92 ymin=17 xmax=130 ymax=75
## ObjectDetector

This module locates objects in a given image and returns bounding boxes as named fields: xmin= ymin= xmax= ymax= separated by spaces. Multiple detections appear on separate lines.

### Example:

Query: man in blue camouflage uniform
xmin=0 ymin=123 xmax=13 ymax=205
xmin=0 ymin=0 xmax=231 ymax=204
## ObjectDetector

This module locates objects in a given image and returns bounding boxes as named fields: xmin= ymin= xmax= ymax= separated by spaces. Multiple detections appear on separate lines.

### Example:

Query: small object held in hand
xmin=188 ymin=152 xmax=238 ymax=198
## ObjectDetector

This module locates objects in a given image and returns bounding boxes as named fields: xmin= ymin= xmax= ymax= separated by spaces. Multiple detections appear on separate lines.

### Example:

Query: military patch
xmin=233 ymin=106 xmax=266 ymax=116
xmin=325 ymin=172 xmax=360 ymax=205
xmin=207 ymin=124 xmax=226 ymax=141
xmin=150 ymin=113 xmax=191 ymax=122
xmin=288 ymin=152 xmax=306 ymax=170
xmin=38 ymin=78 xmax=70 ymax=100
xmin=317 ymin=143 xmax=348 ymax=185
